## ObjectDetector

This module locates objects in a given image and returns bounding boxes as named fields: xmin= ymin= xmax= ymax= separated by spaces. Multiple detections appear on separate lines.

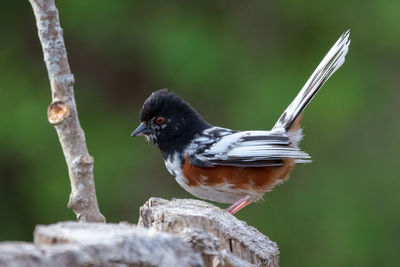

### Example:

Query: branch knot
xmin=47 ymin=101 xmax=70 ymax=124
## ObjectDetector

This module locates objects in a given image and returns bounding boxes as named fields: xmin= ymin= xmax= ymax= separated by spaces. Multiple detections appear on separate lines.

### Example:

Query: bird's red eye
xmin=156 ymin=116 xmax=165 ymax=125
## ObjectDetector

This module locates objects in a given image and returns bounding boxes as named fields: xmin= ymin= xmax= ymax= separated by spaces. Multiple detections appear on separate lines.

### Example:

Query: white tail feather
xmin=273 ymin=30 xmax=351 ymax=131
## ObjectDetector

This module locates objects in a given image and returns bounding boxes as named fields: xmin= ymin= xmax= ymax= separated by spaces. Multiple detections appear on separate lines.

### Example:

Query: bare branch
xmin=28 ymin=0 xmax=105 ymax=222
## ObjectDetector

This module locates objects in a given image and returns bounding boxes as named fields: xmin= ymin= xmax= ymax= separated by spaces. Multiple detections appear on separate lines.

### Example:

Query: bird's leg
xmin=226 ymin=195 xmax=251 ymax=215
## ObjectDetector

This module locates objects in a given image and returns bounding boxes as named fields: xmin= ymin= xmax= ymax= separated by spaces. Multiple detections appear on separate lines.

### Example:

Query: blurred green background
xmin=1 ymin=0 xmax=399 ymax=266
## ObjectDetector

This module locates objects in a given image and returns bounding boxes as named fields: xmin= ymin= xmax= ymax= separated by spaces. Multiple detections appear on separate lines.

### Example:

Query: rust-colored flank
xmin=182 ymin=155 xmax=295 ymax=192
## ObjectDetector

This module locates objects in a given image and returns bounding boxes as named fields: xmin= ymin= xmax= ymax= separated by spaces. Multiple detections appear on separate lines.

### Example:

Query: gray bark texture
xmin=28 ymin=0 xmax=105 ymax=222
xmin=139 ymin=198 xmax=279 ymax=266
xmin=0 ymin=198 xmax=279 ymax=267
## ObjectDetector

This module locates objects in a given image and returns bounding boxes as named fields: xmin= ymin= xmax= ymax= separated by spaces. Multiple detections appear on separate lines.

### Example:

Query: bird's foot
xmin=226 ymin=195 xmax=251 ymax=215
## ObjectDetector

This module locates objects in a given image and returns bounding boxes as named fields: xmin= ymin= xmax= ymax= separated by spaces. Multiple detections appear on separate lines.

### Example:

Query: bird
xmin=132 ymin=30 xmax=350 ymax=214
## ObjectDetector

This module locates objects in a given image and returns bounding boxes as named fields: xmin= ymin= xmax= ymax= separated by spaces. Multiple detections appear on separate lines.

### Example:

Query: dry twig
xmin=28 ymin=0 xmax=105 ymax=222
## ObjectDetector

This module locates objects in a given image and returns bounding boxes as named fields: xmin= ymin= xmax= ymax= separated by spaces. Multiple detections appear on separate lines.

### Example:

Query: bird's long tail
xmin=273 ymin=30 xmax=351 ymax=131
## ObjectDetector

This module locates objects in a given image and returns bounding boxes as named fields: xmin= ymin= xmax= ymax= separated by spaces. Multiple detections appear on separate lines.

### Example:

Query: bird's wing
xmin=188 ymin=128 xmax=311 ymax=168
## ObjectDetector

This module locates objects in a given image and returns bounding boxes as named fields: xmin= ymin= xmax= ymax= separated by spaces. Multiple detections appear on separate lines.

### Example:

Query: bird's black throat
xmin=157 ymin=116 xmax=211 ymax=160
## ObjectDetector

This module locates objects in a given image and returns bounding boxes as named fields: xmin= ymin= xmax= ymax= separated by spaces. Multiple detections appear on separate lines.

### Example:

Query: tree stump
xmin=0 ymin=198 xmax=279 ymax=266
xmin=139 ymin=198 xmax=279 ymax=266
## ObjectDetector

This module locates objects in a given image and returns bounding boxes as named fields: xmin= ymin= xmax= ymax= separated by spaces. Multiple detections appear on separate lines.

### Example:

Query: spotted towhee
xmin=132 ymin=30 xmax=350 ymax=214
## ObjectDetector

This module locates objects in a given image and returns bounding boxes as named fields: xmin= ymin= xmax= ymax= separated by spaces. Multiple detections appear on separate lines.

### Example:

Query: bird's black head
xmin=132 ymin=89 xmax=211 ymax=157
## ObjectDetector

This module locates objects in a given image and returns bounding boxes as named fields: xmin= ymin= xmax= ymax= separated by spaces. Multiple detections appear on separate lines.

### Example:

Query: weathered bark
xmin=0 ymin=198 xmax=280 ymax=267
xmin=139 ymin=198 xmax=280 ymax=266
xmin=28 ymin=0 xmax=105 ymax=222
xmin=0 ymin=223 xmax=203 ymax=267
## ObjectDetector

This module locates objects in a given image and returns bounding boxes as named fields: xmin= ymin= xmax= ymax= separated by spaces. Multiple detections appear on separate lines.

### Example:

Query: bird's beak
xmin=131 ymin=122 xmax=153 ymax=137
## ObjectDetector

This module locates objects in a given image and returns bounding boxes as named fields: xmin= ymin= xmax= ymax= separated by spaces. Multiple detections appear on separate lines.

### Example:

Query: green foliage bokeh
xmin=0 ymin=1 xmax=399 ymax=266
